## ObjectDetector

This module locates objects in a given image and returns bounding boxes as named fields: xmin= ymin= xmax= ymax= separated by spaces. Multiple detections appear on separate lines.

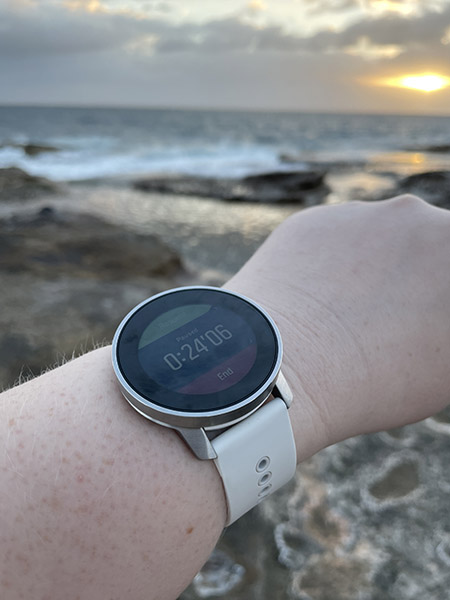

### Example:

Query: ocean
xmin=1 ymin=105 xmax=450 ymax=181
xmin=2 ymin=105 xmax=450 ymax=277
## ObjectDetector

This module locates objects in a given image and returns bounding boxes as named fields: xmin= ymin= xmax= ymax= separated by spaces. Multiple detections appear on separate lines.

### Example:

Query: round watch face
xmin=113 ymin=287 xmax=281 ymax=418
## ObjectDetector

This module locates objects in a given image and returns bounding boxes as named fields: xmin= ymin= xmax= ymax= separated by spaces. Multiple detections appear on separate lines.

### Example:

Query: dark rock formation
xmin=0 ymin=141 xmax=60 ymax=156
xmin=182 ymin=408 xmax=450 ymax=599
xmin=404 ymin=144 xmax=450 ymax=154
xmin=396 ymin=170 xmax=450 ymax=209
xmin=0 ymin=207 xmax=182 ymax=279
xmin=0 ymin=207 xmax=184 ymax=388
xmin=134 ymin=170 xmax=328 ymax=205
xmin=0 ymin=167 xmax=61 ymax=201
xmin=23 ymin=142 xmax=59 ymax=156
xmin=279 ymin=153 xmax=368 ymax=172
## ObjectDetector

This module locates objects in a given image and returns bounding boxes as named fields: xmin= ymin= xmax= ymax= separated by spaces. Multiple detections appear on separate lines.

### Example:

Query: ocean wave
xmin=1 ymin=107 xmax=450 ymax=181
xmin=0 ymin=143 xmax=306 ymax=181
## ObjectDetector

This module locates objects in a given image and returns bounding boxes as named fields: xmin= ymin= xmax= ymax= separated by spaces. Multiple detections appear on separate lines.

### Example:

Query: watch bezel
xmin=112 ymin=286 xmax=283 ymax=430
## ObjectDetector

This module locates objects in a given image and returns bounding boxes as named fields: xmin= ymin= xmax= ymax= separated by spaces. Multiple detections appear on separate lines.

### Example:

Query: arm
xmin=2 ymin=195 xmax=450 ymax=600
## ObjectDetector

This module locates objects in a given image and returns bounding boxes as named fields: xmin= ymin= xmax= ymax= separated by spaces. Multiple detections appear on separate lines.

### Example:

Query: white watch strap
xmin=211 ymin=396 xmax=297 ymax=526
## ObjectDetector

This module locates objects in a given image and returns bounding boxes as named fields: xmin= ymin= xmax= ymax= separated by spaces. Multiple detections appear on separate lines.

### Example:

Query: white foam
xmin=0 ymin=142 xmax=305 ymax=181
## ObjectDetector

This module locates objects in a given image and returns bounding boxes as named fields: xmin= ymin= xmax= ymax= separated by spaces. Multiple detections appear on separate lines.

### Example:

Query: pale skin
xmin=1 ymin=195 xmax=450 ymax=600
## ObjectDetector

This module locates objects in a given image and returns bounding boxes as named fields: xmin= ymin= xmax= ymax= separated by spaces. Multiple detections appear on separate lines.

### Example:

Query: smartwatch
xmin=112 ymin=286 xmax=297 ymax=525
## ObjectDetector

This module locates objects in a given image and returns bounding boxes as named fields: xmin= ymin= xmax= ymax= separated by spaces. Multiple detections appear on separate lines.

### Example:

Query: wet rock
xmin=278 ymin=153 xmax=368 ymax=172
xmin=432 ymin=405 xmax=450 ymax=425
xmin=396 ymin=170 xmax=450 ymax=208
xmin=243 ymin=170 xmax=324 ymax=191
xmin=0 ymin=167 xmax=61 ymax=201
xmin=0 ymin=207 xmax=182 ymax=279
xmin=191 ymin=550 xmax=246 ymax=598
xmin=23 ymin=143 xmax=59 ymax=156
xmin=404 ymin=144 xmax=450 ymax=154
xmin=425 ymin=404 xmax=450 ymax=435
xmin=181 ymin=419 xmax=450 ymax=599
xmin=0 ymin=207 xmax=185 ymax=388
xmin=0 ymin=141 xmax=60 ymax=156
xmin=369 ymin=461 xmax=420 ymax=501
xmin=133 ymin=170 xmax=328 ymax=205
xmin=377 ymin=425 xmax=417 ymax=448
xmin=275 ymin=523 xmax=323 ymax=570
xmin=291 ymin=550 xmax=374 ymax=600
xmin=436 ymin=536 xmax=450 ymax=567
xmin=279 ymin=152 xmax=305 ymax=164
xmin=305 ymin=503 xmax=349 ymax=548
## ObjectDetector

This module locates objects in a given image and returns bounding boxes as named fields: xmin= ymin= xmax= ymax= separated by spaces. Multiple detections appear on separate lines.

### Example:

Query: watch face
xmin=114 ymin=287 xmax=280 ymax=415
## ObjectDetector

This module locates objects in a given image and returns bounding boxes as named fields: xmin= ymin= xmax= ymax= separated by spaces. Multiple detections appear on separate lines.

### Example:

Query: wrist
xmin=224 ymin=274 xmax=367 ymax=460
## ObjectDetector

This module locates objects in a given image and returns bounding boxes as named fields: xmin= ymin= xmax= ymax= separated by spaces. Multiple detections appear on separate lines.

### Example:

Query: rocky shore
xmin=1 ymin=159 xmax=450 ymax=386
xmin=0 ymin=166 xmax=61 ymax=200
xmin=0 ymin=204 xmax=187 ymax=389
xmin=1 ymin=161 xmax=450 ymax=600
xmin=134 ymin=169 xmax=328 ymax=205
xmin=2 ymin=158 xmax=450 ymax=387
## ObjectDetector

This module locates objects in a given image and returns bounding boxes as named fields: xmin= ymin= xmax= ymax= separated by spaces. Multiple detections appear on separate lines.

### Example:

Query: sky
xmin=1 ymin=0 xmax=450 ymax=114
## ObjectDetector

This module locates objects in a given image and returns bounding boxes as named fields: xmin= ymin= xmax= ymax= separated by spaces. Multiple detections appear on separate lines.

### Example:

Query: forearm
xmin=0 ymin=333 xmax=330 ymax=600
xmin=1 ymin=347 xmax=226 ymax=600
xmin=229 ymin=197 xmax=450 ymax=443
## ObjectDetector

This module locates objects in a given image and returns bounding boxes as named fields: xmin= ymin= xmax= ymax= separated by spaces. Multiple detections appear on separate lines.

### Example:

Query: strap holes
xmin=256 ymin=456 xmax=270 ymax=472
xmin=258 ymin=484 xmax=272 ymax=498
xmin=258 ymin=471 xmax=272 ymax=486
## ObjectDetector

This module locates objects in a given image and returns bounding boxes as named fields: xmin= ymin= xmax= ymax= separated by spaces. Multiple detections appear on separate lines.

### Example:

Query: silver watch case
xmin=112 ymin=286 xmax=292 ymax=459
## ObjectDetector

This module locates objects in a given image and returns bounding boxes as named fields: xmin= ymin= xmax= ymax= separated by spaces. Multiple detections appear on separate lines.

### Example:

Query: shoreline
xmin=1 ymin=155 xmax=450 ymax=391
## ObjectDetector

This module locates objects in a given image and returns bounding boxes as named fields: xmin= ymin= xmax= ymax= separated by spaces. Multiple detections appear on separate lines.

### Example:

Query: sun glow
xmin=379 ymin=73 xmax=450 ymax=93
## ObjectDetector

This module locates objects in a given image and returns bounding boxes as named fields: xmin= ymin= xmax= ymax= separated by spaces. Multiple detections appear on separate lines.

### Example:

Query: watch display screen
xmin=116 ymin=288 xmax=279 ymax=413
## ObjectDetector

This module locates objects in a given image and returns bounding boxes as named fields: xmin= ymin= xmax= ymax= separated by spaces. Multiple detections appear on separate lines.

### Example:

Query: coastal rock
xmin=0 ymin=207 xmax=182 ymax=279
xmin=0 ymin=274 xmax=169 ymax=389
xmin=182 ymin=413 xmax=450 ymax=600
xmin=396 ymin=170 xmax=450 ymax=208
xmin=0 ymin=141 xmax=60 ymax=156
xmin=133 ymin=170 xmax=328 ymax=204
xmin=404 ymin=144 xmax=450 ymax=154
xmin=279 ymin=153 xmax=368 ymax=172
xmin=23 ymin=142 xmax=60 ymax=156
xmin=0 ymin=167 xmax=60 ymax=201
xmin=0 ymin=207 xmax=185 ymax=388
xmin=279 ymin=152 xmax=304 ymax=164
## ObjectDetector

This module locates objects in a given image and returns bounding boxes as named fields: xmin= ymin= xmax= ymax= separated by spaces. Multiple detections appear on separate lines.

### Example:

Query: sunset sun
xmin=379 ymin=73 xmax=450 ymax=93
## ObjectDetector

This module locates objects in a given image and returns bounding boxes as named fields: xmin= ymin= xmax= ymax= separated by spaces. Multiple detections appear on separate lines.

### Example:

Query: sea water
xmin=1 ymin=106 xmax=450 ymax=276
xmin=1 ymin=106 xmax=450 ymax=181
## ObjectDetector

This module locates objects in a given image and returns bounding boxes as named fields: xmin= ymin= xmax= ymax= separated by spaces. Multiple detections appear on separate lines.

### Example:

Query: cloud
xmin=303 ymin=5 xmax=450 ymax=51
xmin=64 ymin=0 xmax=106 ymax=13
xmin=150 ymin=3 xmax=450 ymax=58
xmin=0 ymin=3 xmax=170 ymax=57
xmin=1 ymin=0 xmax=449 ymax=61
xmin=154 ymin=18 xmax=305 ymax=54
xmin=303 ymin=0 xmax=359 ymax=14
xmin=1 ymin=0 xmax=449 ymax=114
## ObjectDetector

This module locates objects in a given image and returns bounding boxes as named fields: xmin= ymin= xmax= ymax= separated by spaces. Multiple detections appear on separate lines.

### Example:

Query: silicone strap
xmin=211 ymin=396 xmax=297 ymax=526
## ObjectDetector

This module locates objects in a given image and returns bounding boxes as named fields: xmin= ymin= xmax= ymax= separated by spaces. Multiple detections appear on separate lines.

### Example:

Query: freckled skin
xmin=1 ymin=198 xmax=450 ymax=600
xmin=1 ymin=348 xmax=227 ymax=600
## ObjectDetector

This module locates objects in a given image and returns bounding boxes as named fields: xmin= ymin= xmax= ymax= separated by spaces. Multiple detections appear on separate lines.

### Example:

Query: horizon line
xmin=0 ymin=102 xmax=449 ymax=119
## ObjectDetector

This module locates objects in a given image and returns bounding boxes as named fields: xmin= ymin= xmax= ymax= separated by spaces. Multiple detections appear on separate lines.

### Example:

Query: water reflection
xmin=68 ymin=185 xmax=299 ymax=277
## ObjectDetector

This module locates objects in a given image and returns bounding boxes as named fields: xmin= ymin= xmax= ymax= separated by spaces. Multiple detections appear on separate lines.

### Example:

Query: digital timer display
xmin=115 ymin=287 xmax=279 ymax=413
xmin=138 ymin=304 xmax=257 ymax=395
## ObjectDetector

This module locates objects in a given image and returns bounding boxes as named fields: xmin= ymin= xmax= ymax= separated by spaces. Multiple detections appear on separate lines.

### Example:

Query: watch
xmin=112 ymin=286 xmax=297 ymax=525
